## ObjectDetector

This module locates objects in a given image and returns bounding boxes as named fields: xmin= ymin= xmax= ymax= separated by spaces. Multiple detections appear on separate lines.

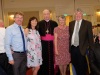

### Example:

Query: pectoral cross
xmin=46 ymin=29 xmax=49 ymax=34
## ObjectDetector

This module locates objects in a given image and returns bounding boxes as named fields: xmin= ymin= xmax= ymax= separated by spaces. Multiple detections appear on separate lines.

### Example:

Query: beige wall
xmin=0 ymin=0 xmax=4 ymax=20
xmin=23 ymin=11 xmax=39 ymax=28
xmin=3 ymin=7 xmax=57 ymax=27
xmin=7 ymin=11 xmax=39 ymax=28
xmin=1 ymin=0 xmax=100 ymax=27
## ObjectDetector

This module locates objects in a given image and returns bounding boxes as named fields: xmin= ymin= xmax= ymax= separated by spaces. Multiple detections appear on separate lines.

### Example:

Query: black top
xmin=37 ymin=20 xmax=58 ymax=36
xmin=89 ymin=43 xmax=100 ymax=75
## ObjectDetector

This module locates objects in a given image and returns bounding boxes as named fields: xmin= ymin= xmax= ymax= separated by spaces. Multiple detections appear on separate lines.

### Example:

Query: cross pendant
xmin=46 ymin=29 xmax=49 ymax=34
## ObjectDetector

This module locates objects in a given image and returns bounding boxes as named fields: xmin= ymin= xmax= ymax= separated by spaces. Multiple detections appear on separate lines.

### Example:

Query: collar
xmin=76 ymin=19 xmax=82 ymax=23
xmin=45 ymin=20 xmax=50 ymax=22
xmin=13 ymin=22 xmax=22 ymax=28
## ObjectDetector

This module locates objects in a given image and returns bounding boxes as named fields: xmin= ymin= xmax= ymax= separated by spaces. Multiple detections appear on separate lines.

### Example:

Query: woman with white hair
xmin=54 ymin=15 xmax=71 ymax=75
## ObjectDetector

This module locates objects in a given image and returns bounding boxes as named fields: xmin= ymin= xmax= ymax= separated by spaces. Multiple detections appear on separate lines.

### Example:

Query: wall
xmin=0 ymin=0 xmax=4 ymax=20
xmin=0 ymin=0 xmax=100 ymax=27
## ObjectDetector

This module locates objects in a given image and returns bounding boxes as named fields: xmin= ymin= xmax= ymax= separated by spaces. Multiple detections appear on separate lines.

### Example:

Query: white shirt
xmin=71 ymin=19 xmax=82 ymax=45
xmin=0 ymin=27 xmax=5 ymax=53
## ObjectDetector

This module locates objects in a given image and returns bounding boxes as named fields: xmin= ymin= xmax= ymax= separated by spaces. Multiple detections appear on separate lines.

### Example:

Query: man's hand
xmin=9 ymin=60 xmax=14 ymax=65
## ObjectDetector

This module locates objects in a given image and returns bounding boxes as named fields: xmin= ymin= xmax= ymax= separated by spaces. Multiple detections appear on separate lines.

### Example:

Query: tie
xmin=19 ymin=26 xmax=26 ymax=52
xmin=74 ymin=21 xmax=79 ymax=46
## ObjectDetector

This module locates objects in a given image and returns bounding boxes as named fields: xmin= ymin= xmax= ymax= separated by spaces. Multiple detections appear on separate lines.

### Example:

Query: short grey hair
xmin=57 ymin=15 xmax=66 ymax=21
xmin=76 ymin=8 xmax=83 ymax=13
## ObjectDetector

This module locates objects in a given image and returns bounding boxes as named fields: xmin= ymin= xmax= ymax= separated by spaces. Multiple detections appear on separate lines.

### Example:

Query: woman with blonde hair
xmin=54 ymin=15 xmax=70 ymax=75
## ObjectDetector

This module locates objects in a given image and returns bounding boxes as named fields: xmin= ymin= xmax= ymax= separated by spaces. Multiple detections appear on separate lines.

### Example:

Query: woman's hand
xmin=55 ymin=51 xmax=59 ymax=55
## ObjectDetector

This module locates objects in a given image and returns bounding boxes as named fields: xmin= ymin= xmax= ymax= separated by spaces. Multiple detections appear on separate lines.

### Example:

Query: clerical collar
xmin=45 ymin=20 xmax=50 ymax=22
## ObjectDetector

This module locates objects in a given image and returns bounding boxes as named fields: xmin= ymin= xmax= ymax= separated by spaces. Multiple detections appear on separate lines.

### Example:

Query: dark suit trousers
xmin=12 ymin=52 xmax=27 ymax=75
xmin=71 ymin=46 xmax=87 ymax=75
xmin=0 ymin=53 xmax=13 ymax=75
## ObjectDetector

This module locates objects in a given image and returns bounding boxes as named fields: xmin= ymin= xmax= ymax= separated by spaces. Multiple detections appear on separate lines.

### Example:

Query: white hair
xmin=43 ymin=9 xmax=50 ymax=14
xmin=76 ymin=8 xmax=83 ymax=13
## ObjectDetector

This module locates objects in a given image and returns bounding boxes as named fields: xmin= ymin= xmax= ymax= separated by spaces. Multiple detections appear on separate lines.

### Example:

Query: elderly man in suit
xmin=69 ymin=8 xmax=94 ymax=75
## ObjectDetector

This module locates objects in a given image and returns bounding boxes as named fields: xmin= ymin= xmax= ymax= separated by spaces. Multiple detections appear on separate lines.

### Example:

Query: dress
xmin=27 ymin=29 xmax=42 ymax=67
xmin=54 ymin=26 xmax=70 ymax=65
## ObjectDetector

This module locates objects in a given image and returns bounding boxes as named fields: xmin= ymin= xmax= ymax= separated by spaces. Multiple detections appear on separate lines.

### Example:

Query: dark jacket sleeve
xmin=87 ymin=21 xmax=94 ymax=50
xmin=89 ymin=48 xmax=100 ymax=75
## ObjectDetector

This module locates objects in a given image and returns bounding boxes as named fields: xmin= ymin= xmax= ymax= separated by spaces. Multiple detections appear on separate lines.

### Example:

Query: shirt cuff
xmin=8 ymin=55 xmax=13 ymax=61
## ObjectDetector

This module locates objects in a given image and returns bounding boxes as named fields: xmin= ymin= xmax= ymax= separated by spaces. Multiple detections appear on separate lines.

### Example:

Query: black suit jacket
xmin=69 ymin=19 xmax=94 ymax=55
xmin=89 ymin=43 xmax=100 ymax=75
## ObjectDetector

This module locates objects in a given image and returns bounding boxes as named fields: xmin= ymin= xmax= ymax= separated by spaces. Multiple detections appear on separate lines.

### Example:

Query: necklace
xmin=46 ymin=29 xmax=49 ymax=34
xmin=45 ymin=21 xmax=50 ymax=34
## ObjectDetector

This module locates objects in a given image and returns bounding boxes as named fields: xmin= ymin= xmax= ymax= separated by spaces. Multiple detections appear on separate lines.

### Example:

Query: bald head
xmin=43 ymin=9 xmax=51 ymax=20
xmin=0 ymin=19 xmax=4 ymax=27
xmin=43 ymin=9 xmax=50 ymax=14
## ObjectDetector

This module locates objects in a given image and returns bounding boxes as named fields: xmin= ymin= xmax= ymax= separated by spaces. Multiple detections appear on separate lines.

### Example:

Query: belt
xmin=14 ymin=51 xmax=25 ymax=53
xmin=71 ymin=45 xmax=79 ymax=47
xmin=41 ymin=34 xmax=54 ymax=41
xmin=0 ymin=53 xmax=6 ymax=55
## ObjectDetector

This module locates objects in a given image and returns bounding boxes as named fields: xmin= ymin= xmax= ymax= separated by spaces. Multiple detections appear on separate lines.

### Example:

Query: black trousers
xmin=71 ymin=46 xmax=87 ymax=75
xmin=0 ymin=66 xmax=7 ymax=75
xmin=12 ymin=52 xmax=27 ymax=75
xmin=0 ymin=53 xmax=13 ymax=75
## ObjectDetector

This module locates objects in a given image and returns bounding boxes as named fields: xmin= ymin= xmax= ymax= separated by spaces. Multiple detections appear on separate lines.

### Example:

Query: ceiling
xmin=1 ymin=0 xmax=100 ymax=15
xmin=3 ymin=0 xmax=100 ymax=8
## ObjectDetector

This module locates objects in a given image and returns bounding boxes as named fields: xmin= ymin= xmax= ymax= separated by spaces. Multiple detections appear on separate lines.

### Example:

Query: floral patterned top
xmin=27 ymin=29 xmax=42 ymax=67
